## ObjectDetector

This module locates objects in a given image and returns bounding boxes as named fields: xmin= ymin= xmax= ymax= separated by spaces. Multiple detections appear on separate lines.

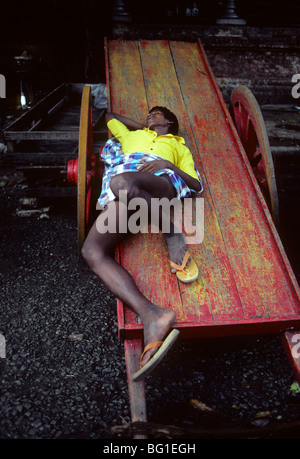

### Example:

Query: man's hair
xmin=149 ymin=106 xmax=179 ymax=135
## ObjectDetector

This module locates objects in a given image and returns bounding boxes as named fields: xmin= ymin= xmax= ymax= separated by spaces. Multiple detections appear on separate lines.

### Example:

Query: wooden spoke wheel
xmin=77 ymin=85 xmax=94 ymax=249
xmin=231 ymin=85 xmax=279 ymax=226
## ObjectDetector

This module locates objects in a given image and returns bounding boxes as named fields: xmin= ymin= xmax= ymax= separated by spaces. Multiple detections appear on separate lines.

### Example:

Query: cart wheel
xmin=231 ymin=85 xmax=279 ymax=226
xmin=78 ymin=85 xmax=93 ymax=249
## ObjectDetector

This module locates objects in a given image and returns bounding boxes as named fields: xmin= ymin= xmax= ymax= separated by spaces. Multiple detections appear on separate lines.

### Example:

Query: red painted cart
xmin=68 ymin=39 xmax=300 ymax=423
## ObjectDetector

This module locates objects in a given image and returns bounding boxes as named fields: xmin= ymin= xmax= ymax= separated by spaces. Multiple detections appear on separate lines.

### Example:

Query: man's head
xmin=147 ymin=106 xmax=179 ymax=135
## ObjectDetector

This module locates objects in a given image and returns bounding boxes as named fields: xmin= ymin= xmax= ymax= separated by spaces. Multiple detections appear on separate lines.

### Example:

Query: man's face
xmin=146 ymin=110 xmax=169 ymax=130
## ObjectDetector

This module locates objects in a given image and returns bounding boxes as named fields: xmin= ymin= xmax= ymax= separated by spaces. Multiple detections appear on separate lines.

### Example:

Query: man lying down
xmin=81 ymin=106 xmax=203 ymax=381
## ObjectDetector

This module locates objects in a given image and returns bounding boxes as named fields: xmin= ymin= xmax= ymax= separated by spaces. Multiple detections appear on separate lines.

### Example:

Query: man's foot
xmin=140 ymin=307 xmax=176 ymax=368
xmin=164 ymin=232 xmax=190 ymax=273
xmin=132 ymin=328 xmax=180 ymax=382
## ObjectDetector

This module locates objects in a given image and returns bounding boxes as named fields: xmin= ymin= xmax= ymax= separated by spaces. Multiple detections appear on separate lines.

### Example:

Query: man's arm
xmin=138 ymin=159 xmax=201 ymax=192
xmin=105 ymin=112 xmax=146 ymax=130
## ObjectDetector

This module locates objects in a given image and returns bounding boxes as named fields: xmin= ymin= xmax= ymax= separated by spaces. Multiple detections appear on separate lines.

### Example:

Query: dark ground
xmin=0 ymin=176 xmax=300 ymax=440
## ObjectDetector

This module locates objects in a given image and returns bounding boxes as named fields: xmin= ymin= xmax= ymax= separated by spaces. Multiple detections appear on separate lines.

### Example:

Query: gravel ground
xmin=0 ymin=180 xmax=300 ymax=439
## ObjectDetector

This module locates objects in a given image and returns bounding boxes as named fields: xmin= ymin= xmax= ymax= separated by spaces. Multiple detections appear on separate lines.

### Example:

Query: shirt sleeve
xmin=176 ymin=143 xmax=200 ymax=181
xmin=107 ymin=118 xmax=130 ymax=144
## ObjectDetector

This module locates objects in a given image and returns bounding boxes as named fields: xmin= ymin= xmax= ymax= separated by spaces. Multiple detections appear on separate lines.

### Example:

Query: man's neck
xmin=153 ymin=126 xmax=169 ymax=136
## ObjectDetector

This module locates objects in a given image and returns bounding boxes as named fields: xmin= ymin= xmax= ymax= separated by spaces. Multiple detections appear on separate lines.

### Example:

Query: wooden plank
xmin=271 ymin=146 xmax=300 ymax=155
xmin=263 ymin=121 xmax=300 ymax=143
xmin=124 ymin=339 xmax=147 ymax=424
xmin=4 ymin=131 xmax=79 ymax=141
xmin=106 ymin=40 xmax=148 ymax=121
xmin=25 ymin=186 xmax=77 ymax=198
xmin=3 ymin=151 xmax=78 ymax=164
xmin=121 ymin=316 xmax=300 ymax=340
xmin=169 ymin=40 xmax=300 ymax=322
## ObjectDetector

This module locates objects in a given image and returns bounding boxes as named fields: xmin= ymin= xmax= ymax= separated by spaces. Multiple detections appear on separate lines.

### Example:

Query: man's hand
xmin=138 ymin=159 xmax=201 ymax=192
xmin=138 ymin=159 xmax=173 ymax=174
xmin=105 ymin=112 xmax=145 ymax=130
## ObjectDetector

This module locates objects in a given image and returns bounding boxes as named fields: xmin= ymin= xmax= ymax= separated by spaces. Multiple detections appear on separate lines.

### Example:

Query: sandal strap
xmin=140 ymin=341 xmax=163 ymax=363
xmin=169 ymin=250 xmax=190 ymax=273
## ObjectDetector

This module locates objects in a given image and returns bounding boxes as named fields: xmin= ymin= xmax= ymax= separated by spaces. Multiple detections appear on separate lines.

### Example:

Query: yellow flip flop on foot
xmin=169 ymin=250 xmax=199 ymax=284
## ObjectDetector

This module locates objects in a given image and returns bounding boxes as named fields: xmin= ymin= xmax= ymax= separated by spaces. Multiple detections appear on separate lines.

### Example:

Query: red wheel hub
xmin=67 ymin=146 xmax=104 ymax=232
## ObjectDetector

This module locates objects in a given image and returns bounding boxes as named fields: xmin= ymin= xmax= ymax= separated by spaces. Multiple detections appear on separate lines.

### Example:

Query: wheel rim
xmin=231 ymin=85 xmax=279 ymax=226
xmin=77 ymin=85 xmax=93 ymax=249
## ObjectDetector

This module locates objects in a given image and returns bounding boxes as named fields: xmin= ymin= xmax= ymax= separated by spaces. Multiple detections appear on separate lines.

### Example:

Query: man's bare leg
xmin=82 ymin=173 xmax=184 ymax=367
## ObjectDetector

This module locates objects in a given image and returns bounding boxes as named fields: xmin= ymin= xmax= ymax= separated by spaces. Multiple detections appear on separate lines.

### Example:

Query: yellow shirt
xmin=107 ymin=118 xmax=199 ymax=181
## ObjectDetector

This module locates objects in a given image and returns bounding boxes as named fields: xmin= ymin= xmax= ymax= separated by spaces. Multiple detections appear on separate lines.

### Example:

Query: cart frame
xmin=69 ymin=38 xmax=300 ymax=425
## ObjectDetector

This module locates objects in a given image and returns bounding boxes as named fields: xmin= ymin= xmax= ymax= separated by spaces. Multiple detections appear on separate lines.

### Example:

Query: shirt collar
xmin=144 ymin=128 xmax=185 ymax=144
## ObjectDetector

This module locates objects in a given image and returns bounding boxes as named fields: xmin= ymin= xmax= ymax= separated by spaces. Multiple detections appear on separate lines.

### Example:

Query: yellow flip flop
xmin=132 ymin=329 xmax=180 ymax=382
xmin=169 ymin=250 xmax=199 ymax=283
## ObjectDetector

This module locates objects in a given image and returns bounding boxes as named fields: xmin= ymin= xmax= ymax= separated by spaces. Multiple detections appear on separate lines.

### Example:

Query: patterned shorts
xmin=97 ymin=138 xmax=203 ymax=209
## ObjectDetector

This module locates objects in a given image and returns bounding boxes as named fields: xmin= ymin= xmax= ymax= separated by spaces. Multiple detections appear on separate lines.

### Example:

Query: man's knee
xmin=81 ymin=239 xmax=93 ymax=263
xmin=110 ymin=173 xmax=140 ymax=200
xmin=81 ymin=238 xmax=105 ymax=267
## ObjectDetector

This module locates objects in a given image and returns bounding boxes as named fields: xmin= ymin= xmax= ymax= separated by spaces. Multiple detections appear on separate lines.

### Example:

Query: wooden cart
xmin=69 ymin=39 xmax=300 ymax=424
